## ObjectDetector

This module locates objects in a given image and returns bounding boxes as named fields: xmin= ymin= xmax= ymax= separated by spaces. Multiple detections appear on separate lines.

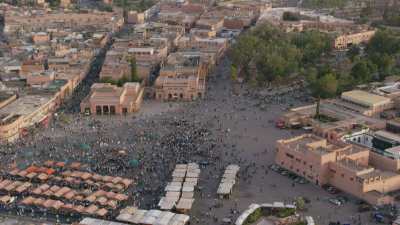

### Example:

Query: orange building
xmin=80 ymin=83 xmax=144 ymax=116
xmin=0 ymin=94 xmax=57 ymax=143
xmin=275 ymin=134 xmax=400 ymax=205
xmin=154 ymin=52 xmax=208 ymax=101
xmin=333 ymin=29 xmax=376 ymax=50
xmin=32 ymin=32 xmax=50 ymax=44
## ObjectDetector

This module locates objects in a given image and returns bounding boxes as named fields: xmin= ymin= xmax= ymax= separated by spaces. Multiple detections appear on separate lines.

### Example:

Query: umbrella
xmin=129 ymin=159 xmax=140 ymax=168
xmin=78 ymin=143 xmax=90 ymax=151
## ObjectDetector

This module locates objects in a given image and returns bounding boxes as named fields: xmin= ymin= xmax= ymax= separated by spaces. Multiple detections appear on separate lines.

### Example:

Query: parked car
xmin=336 ymin=196 xmax=348 ymax=204
xmin=280 ymin=170 xmax=289 ymax=176
xmin=329 ymin=198 xmax=342 ymax=206
xmin=327 ymin=186 xmax=340 ymax=194
xmin=269 ymin=164 xmax=280 ymax=172
xmin=296 ymin=177 xmax=308 ymax=184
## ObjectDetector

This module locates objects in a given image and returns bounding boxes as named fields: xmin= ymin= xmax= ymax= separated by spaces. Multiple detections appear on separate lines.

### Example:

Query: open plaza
xmin=0 ymin=0 xmax=400 ymax=224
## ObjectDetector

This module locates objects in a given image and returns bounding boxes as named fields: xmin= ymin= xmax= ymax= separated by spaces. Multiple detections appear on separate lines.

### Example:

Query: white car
xmin=329 ymin=198 xmax=342 ymax=206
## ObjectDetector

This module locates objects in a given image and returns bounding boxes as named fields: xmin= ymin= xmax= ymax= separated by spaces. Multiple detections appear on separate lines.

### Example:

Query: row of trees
xmin=116 ymin=0 xmax=154 ymax=13
xmin=301 ymin=0 xmax=348 ymax=9
xmin=308 ymin=29 xmax=400 ymax=117
xmin=347 ymin=29 xmax=400 ymax=84
xmin=100 ymin=56 xmax=142 ymax=87
xmin=230 ymin=24 xmax=400 ymax=118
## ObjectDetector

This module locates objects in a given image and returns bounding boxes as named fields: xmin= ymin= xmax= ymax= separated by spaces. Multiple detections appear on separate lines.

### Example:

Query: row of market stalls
xmin=0 ymin=161 xmax=134 ymax=222
xmin=217 ymin=164 xmax=240 ymax=199
xmin=116 ymin=206 xmax=190 ymax=225
xmin=7 ymin=163 xmax=133 ymax=192
xmin=77 ymin=217 xmax=130 ymax=225
xmin=158 ymin=163 xmax=200 ymax=213
xmin=20 ymin=196 xmax=109 ymax=217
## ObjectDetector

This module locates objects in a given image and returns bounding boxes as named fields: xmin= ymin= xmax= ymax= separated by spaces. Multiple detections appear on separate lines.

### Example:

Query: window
xmin=110 ymin=106 xmax=116 ymax=115
xmin=96 ymin=106 xmax=102 ymax=115
xmin=103 ymin=106 xmax=109 ymax=114
xmin=122 ymin=108 xmax=128 ymax=115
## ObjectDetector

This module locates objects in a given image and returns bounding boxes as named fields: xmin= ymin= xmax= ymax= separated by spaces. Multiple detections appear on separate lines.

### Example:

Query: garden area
xmin=238 ymin=204 xmax=311 ymax=225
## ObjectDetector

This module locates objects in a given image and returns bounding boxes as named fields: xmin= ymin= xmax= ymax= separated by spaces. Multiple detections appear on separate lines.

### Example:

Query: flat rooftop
xmin=337 ymin=159 xmax=371 ymax=173
xmin=0 ymin=91 xmax=15 ymax=102
xmin=284 ymin=135 xmax=337 ymax=155
xmin=374 ymin=130 xmax=400 ymax=143
xmin=341 ymin=90 xmax=391 ymax=107
xmin=357 ymin=169 xmax=398 ymax=180
xmin=380 ymin=86 xmax=400 ymax=94
xmin=0 ymin=94 xmax=53 ymax=117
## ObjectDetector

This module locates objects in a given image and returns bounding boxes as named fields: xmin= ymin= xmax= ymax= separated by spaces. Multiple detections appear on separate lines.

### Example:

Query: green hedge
xmin=243 ymin=208 xmax=263 ymax=225
xmin=277 ymin=208 xmax=296 ymax=218
xmin=243 ymin=207 xmax=297 ymax=225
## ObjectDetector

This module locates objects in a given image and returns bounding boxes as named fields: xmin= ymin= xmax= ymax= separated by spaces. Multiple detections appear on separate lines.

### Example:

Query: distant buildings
xmin=0 ymin=6 xmax=119 ymax=143
xmin=0 ymin=0 xmax=266 ymax=141
xmin=80 ymin=83 xmax=144 ymax=116
xmin=4 ymin=10 xmax=123 ymax=34
xmin=333 ymin=29 xmax=376 ymax=50
xmin=95 ymin=0 xmax=260 ymax=104
xmin=126 ymin=11 xmax=145 ymax=24
xmin=258 ymin=7 xmax=376 ymax=50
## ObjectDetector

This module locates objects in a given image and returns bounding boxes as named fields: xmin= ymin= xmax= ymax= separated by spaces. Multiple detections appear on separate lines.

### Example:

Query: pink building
xmin=275 ymin=134 xmax=400 ymax=205
xmin=32 ymin=32 xmax=50 ymax=44
xmin=80 ymin=83 xmax=144 ymax=116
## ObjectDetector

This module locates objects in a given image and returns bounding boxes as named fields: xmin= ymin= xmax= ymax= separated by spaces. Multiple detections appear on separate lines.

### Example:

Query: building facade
xmin=80 ymin=83 xmax=144 ymax=116
xmin=275 ymin=134 xmax=400 ymax=205
xmin=333 ymin=30 xmax=376 ymax=50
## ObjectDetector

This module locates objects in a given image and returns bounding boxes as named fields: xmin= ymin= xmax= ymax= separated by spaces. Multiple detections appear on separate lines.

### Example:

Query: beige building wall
xmin=334 ymin=30 xmax=376 ymax=50
xmin=275 ymin=134 xmax=399 ymax=205
xmin=275 ymin=135 xmax=336 ymax=185
xmin=327 ymin=162 xmax=364 ymax=198
xmin=80 ymin=83 xmax=144 ymax=116
xmin=369 ymin=151 xmax=400 ymax=172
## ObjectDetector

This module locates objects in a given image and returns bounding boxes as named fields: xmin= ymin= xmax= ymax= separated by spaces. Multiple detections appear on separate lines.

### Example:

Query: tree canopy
xmin=302 ymin=0 xmax=349 ymax=9
xmin=229 ymin=25 xmax=332 ymax=84
xmin=229 ymin=24 xmax=400 ymax=103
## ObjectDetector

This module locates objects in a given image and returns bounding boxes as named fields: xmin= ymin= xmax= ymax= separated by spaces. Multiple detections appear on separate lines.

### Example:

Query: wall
xmin=369 ymin=151 xmax=400 ymax=172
